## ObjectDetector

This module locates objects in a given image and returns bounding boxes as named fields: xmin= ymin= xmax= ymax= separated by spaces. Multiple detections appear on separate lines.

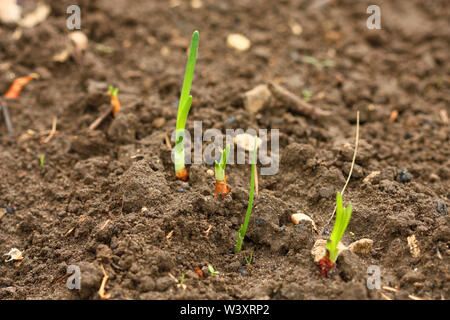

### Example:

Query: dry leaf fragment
xmin=4 ymin=248 xmax=24 ymax=262
xmin=348 ymin=238 xmax=373 ymax=255
xmin=291 ymin=213 xmax=318 ymax=232
xmin=98 ymin=264 xmax=111 ymax=300
xmin=407 ymin=235 xmax=420 ymax=258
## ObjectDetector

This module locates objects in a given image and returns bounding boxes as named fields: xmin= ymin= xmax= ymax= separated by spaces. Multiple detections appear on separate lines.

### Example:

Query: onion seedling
xmin=208 ymin=264 xmax=219 ymax=277
xmin=174 ymin=30 xmax=199 ymax=181
xmin=40 ymin=154 xmax=45 ymax=168
xmin=318 ymin=192 xmax=352 ymax=276
xmin=214 ymin=144 xmax=231 ymax=199
xmin=89 ymin=85 xmax=121 ymax=131
xmin=235 ymin=138 xmax=258 ymax=254
xmin=5 ymin=73 xmax=40 ymax=99
xmin=109 ymin=86 xmax=120 ymax=116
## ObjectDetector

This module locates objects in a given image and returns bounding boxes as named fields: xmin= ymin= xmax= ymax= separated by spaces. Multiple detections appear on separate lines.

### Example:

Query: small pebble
xmin=227 ymin=34 xmax=251 ymax=51
xmin=398 ymin=168 xmax=411 ymax=183
xmin=152 ymin=117 xmax=166 ymax=128
xmin=224 ymin=116 xmax=237 ymax=127
xmin=436 ymin=200 xmax=447 ymax=216
xmin=238 ymin=266 xmax=248 ymax=277
xmin=429 ymin=173 xmax=440 ymax=182
xmin=6 ymin=205 xmax=15 ymax=214
xmin=243 ymin=84 xmax=271 ymax=114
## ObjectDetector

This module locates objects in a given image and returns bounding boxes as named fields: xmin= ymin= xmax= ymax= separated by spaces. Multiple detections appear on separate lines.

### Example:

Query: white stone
xmin=227 ymin=34 xmax=251 ymax=51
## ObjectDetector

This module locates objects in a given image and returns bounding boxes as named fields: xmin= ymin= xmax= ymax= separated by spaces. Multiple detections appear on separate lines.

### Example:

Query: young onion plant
xmin=318 ymin=192 xmax=352 ymax=276
xmin=214 ymin=144 xmax=231 ymax=199
xmin=235 ymin=138 xmax=258 ymax=253
xmin=174 ymin=30 xmax=199 ymax=181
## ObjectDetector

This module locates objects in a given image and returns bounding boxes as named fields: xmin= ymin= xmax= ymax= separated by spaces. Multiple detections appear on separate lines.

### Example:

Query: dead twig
xmin=41 ymin=116 xmax=57 ymax=144
xmin=321 ymin=111 xmax=360 ymax=235
xmin=382 ymin=286 xmax=399 ymax=293
xmin=98 ymin=264 xmax=111 ymax=300
xmin=56 ymin=270 xmax=75 ymax=283
xmin=164 ymin=133 xmax=172 ymax=149
xmin=268 ymin=82 xmax=331 ymax=120
xmin=380 ymin=292 xmax=392 ymax=300
xmin=0 ymin=99 xmax=14 ymax=135
xmin=89 ymin=108 xmax=112 ymax=131
xmin=408 ymin=294 xmax=425 ymax=301
xmin=389 ymin=110 xmax=399 ymax=122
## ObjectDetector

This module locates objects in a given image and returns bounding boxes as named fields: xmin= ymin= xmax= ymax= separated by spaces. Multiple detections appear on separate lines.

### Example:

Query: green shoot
xmin=96 ymin=43 xmax=113 ymax=54
xmin=40 ymin=154 xmax=45 ymax=168
xmin=326 ymin=192 xmax=352 ymax=263
xmin=208 ymin=264 xmax=219 ymax=277
xmin=215 ymin=144 xmax=230 ymax=182
xmin=235 ymin=138 xmax=258 ymax=253
xmin=302 ymin=89 xmax=312 ymax=102
xmin=180 ymin=274 xmax=185 ymax=285
xmin=244 ymin=252 xmax=253 ymax=266
xmin=109 ymin=85 xmax=118 ymax=97
xmin=302 ymin=56 xmax=334 ymax=68
xmin=175 ymin=30 xmax=199 ymax=179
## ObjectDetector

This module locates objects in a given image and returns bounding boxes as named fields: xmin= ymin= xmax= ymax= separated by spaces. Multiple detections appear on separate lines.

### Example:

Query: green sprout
xmin=174 ymin=30 xmax=199 ymax=180
xmin=326 ymin=192 xmax=352 ymax=263
xmin=180 ymin=274 xmax=185 ymax=285
xmin=302 ymin=89 xmax=312 ymax=102
xmin=109 ymin=85 xmax=118 ymax=97
xmin=215 ymin=144 xmax=230 ymax=182
xmin=235 ymin=138 xmax=258 ymax=254
xmin=244 ymin=252 xmax=253 ymax=266
xmin=96 ymin=43 xmax=113 ymax=54
xmin=40 ymin=154 xmax=45 ymax=168
xmin=302 ymin=56 xmax=334 ymax=68
xmin=208 ymin=264 xmax=219 ymax=277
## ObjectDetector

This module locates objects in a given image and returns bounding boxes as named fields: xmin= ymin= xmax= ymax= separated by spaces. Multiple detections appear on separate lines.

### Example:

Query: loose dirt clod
xmin=244 ymin=85 xmax=272 ymax=114
xmin=348 ymin=238 xmax=373 ymax=255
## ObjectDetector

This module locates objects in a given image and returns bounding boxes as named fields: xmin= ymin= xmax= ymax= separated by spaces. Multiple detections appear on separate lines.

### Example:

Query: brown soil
xmin=0 ymin=0 xmax=449 ymax=300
